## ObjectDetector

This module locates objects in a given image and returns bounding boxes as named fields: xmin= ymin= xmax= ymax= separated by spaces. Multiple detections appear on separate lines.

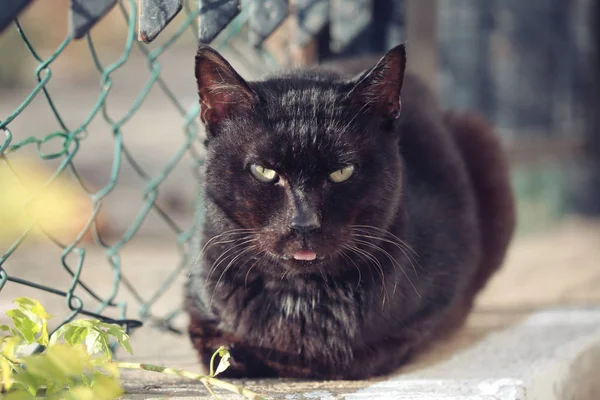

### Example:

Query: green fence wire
xmin=0 ymin=0 xmax=274 ymax=340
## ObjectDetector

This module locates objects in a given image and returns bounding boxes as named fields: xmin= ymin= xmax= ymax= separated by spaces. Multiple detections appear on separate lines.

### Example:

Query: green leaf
xmin=1 ymin=299 xmax=129 ymax=400
xmin=96 ymin=331 xmax=111 ymax=359
xmin=49 ymin=320 xmax=92 ymax=347
xmin=10 ymin=367 xmax=46 ymax=396
xmin=1 ymin=335 xmax=24 ymax=359
xmin=50 ymin=320 xmax=134 ymax=358
xmin=12 ymin=298 xmax=52 ymax=322
xmin=84 ymin=328 xmax=112 ymax=358
xmin=6 ymin=309 xmax=38 ymax=344
xmin=0 ymin=324 xmax=17 ymax=336
xmin=18 ymin=298 xmax=52 ymax=321
xmin=14 ymin=344 xmax=94 ymax=397
xmin=82 ymin=328 xmax=101 ymax=355
xmin=6 ymin=298 xmax=52 ymax=346
xmin=64 ymin=325 xmax=90 ymax=346
xmin=2 ymin=391 xmax=36 ymax=400
xmin=104 ymin=323 xmax=133 ymax=355
xmin=38 ymin=319 xmax=49 ymax=346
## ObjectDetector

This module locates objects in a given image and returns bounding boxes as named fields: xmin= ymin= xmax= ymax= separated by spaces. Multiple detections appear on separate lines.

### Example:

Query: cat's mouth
xmin=281 ymin=250 xmax=325 ymax=262
xmin=293 ymin=250 xmax=317 ymax=261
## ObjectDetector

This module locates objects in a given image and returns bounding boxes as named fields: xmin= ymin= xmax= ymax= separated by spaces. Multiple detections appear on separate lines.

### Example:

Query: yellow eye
xmin=329 ymin=165 xmax=355 ymax=183
xmin=250 ymin=164 xmax=278 ymax=183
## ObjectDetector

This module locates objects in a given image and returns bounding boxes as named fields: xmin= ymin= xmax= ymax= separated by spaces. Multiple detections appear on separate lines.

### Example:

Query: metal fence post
xmin=406 ymin=0 xmax=437 ymax=92
xmin=577 ymin=0 xmax=600 ymax=214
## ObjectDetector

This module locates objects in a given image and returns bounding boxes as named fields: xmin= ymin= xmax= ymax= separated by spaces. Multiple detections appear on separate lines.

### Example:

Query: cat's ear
xmin=348 ymin=44 xmax=407 ymax=120
xmin=195 ymin=45 xmax=256 ymax=126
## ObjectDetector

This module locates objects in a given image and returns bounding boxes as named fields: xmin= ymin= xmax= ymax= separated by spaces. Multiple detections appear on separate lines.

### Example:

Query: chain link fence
xmin=0 ymin=0 xmax=282 ymax=339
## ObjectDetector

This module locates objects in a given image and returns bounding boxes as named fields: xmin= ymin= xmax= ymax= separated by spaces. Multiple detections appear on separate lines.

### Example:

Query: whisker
xmin=193 ymin=228 xmax=257 ymax=267
xmin=202 ymin=229 xmax=256 ymax=251
xmin=232 ymin=249 xmax=263 ymax=282
xmin=344 ymin=244 xmax=388 ymax=306
xmin=245 ymin=252 xmax=267 ymax=289
xmin=209 ymin=245 xmax=258 ymax=309
xmin=336 ymin=248 xmax=362 ymax=290
xmin=350 ymin=225 xmax=420 ymax=276
xmin=351 ymin=225 xmax=419 ymax=258
xmin=206 ymin=236 xmax=254 ymax=272
xmin=342 ymin=245 xmax=377 ymax=286
xmin=218 ymin=244 xmax=258 ymax=288
xmin=206 ymin=238 xmax=258 ymax=282
xmin=353 ymin=238 xmax=421 ymax=299
xmin=350 ymin=231 xmax=420 ymax=278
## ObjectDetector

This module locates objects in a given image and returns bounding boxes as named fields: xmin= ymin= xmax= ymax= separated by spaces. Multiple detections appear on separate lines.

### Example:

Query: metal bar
xmin=405 ymin=0 xmax=437 ymax=92
xmin=69 ymin=0 xmax=118 ymax=39
xmin=0 ymin=0 xmax=34 ymax=34
xmin=197 ymin=0 xmax=241 ymax=43
xmin=138 ymin=0 xmax=183 ymax=43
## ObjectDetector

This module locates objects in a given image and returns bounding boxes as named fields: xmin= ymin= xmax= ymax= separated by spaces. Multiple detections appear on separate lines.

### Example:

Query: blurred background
xmin=0 ymin=0 xmax=598 ymax=367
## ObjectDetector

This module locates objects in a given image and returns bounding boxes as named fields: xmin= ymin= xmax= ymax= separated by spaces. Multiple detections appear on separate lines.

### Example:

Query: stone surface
xmin=116 ymin=309 xmax=600 ymax=399
xmin=349 ymin=308 xmax=600 ymax=400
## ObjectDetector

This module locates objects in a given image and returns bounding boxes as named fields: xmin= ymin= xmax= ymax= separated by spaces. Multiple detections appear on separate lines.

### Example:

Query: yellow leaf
xmin=0 ymin=357 xmax=14 ymax=391
xmin=90 ymin=374 xmax=123 ymax=400
xmin=66 ymin=386 xmax=96 ymax=400
xmin=1 ymin=335 xmax=23 ymax=359
xmin=0 ymin=156 xmax=94 ymax=245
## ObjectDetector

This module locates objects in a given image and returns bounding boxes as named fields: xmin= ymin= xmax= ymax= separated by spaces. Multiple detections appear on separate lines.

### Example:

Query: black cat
xmin=185 ymin=43 xmax=516 ymax=379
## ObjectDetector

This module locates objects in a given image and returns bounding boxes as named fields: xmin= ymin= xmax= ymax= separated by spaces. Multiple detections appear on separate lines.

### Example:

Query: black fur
xmin=185 ymin=44 xmax=516 ymax=379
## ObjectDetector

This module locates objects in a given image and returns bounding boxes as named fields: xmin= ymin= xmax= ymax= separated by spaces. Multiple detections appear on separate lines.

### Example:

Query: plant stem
xmin=114 ymin=362 xmax=267 ymax=400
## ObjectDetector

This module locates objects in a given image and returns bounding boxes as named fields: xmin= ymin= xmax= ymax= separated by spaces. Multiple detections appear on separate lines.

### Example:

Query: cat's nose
xmin=290 ymin=213 xmax=320 ymax=235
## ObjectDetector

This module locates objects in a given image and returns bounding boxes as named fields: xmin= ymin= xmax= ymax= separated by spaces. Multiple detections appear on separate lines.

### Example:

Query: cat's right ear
xmin=195 ymin=45 xmax=256 ymax=126
xmin=347 ymin=44 xmax=407 ymax=120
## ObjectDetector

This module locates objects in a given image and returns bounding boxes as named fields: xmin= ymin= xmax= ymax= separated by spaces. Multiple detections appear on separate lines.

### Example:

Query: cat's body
xmin=185 ymin=44 xmax=515 ymax=379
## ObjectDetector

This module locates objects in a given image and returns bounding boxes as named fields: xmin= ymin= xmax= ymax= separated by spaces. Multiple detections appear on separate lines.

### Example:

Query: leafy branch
xmin=0 ymin=297 xmax=267 ymax=399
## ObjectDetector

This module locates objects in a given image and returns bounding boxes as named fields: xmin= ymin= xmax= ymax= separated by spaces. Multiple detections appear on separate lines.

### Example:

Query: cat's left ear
xmin=195 ymin=45 xmax=256 ymax=126
xmin=348 ymin=44 xmax=407 ymax=120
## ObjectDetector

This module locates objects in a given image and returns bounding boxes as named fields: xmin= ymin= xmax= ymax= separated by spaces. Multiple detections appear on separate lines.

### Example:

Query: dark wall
xmin=577 ymin=0 xmax=600 ymax=214
xmin=315 ymin=0 xmax=599 ymax=215
xmin=438 ymin=0 xmax=582 ymax=140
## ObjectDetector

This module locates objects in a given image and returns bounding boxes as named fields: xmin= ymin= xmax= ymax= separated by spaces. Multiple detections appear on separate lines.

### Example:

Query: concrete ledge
xmin=347 ymin=308 xmax=600 ymax=400
xmin=121 ymin=308 xmax=600 ymax=399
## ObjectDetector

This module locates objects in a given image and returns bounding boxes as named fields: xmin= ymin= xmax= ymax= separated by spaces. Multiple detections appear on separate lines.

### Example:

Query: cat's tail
xmin=444 ymin=111 xmax=516 ymax=301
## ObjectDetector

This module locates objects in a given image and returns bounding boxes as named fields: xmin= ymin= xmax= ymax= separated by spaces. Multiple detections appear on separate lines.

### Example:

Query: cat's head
xmin=195 ymin=44 xmax=407 ymax=276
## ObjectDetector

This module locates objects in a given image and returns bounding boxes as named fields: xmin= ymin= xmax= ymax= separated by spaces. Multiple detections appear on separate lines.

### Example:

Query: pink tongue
xmin=293 ymin=250 xmax=317 ymax=261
